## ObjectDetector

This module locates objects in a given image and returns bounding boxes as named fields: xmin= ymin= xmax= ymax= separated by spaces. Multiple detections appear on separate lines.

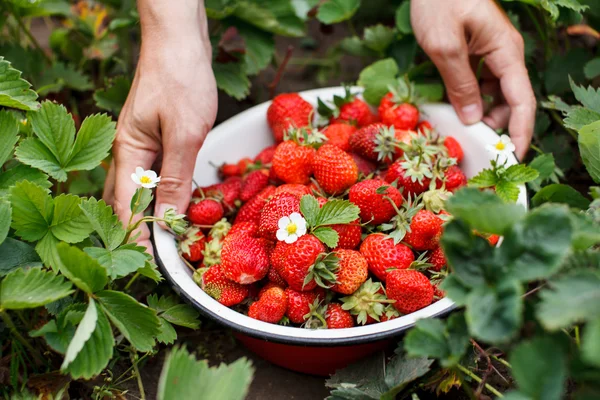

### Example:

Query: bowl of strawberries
xmin=152 ymin=85 xmax=527 ymax=376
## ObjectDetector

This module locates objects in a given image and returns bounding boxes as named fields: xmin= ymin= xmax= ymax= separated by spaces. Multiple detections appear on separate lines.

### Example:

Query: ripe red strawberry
xmin=349 ymin=152 xmax=377 ymax=176
xmin=380 ymin=305 xmax=401 ymax=322
xmin=488 ymin=234 xmax=500 ymax=246
xmin=228 ymin=221 xmax=259 ymax=238
xmin=416 ymin=120 xmax=433 ymax=134
xmin=378 ymin=92 xmax=395 ymax=117
xmin=271 ymin=241 xmax=291 ymax=282
xmin=403 ymin=210 xmax=443 ymax=251
xmin=248 ymin=286 xmax=288 ymax=323
xmin=258 ymin=281 xmax=283 ymax=298
xmin=267 ymin=93 xmax=313 ymax=143
xmin=331 ymin=250 xmax=368 ymax=295
xmin=349 ymin=179 xmax=403 ymax=225
xmin=258 ymin=192 xmax=301 ymax=240
xmin=433 ymin=284 xmax=446 ymax=299
xmin=323 ymin=123 xmax=356 ymax=151
xmin=179 ymin=226 xmax=206 ymax=263
xmin=330 ymin=219 xmax=361 ymax=250
xmin=237 ymin=157 xmax=253 ymax=175
xmin=325 ymin=303 xmax=355 ymax=329
xmin=349 ymin=123 xmax=386 ymax=161
xmin=272 ymin=140 xmax=316 ymax=184
xmin=220 ymin=233 xmax=269 ymax=284
xmin=285 ymin=288 xmax=321 ymax=324
xmin=385 ymin=159 xmax=432 ymax=196
xmin=437 ymin=165 xmax=467 ymax=192
xmin=428 ymin=246 xmax=446 ymax=271
xmin=234 ymin=185 xmax=276 ymax=224
xmin=349 ymin=123 xmax=409 ymax=163
xmin=312 ymin=144 xmax=358 ymax=195
xmin=268 ymin=264 xmax=288 ymax=287
xmin=240 ymin=170 xmax=269 ymax=202
xmin=274 ymin=183 xmax=311 ymax=198
xmin=212 ymin=176 xmax=243 ymax=210
xmin=187 ymin=199 xmax=224 ymax=226
xmin=381 ymin=103 xmax=419 ymax=130
xmin=254 ymin=145 xmax=277 ymax=165
xmin=360 ymin=233 xmax=415 ymax=282
xmin=386 ymin=269 xmax=433 ymax=314
xmin=219 ymin=162 xmax=240 ymax=178
xmin=200 ymin=265 xmax=249 ymax=306
xmin=282 ymin=234 xmax=326 ymax=291
xmin=443 ymin=136 xmax=464 ymax=163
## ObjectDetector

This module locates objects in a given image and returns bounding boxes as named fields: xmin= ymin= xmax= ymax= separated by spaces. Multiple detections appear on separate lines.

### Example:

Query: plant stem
xmin=124 ymin=272 xmax=141 ymax=291
xmin=10 ymin=7 xmax=52 ymax=63
xmin=456 ymin=364 xmax=504 ymax=398
xmin=490 ymin=354 xmax=512 ymax=369
xmin=522 ymin=5 xmax=546 ymax=43
xmin=0 ymin=310 xmax=44 ymax=365
xmin=131 ymin=353 xmax=146 ymax=400
xmin=549 ymin=110 xmax=578 ymax=140
xmin=574 ymin=325 xmax=581 ymax=347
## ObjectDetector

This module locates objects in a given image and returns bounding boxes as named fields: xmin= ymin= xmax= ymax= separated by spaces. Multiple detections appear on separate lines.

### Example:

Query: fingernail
xmin=461 ymin=104 xmax=482 ymax=125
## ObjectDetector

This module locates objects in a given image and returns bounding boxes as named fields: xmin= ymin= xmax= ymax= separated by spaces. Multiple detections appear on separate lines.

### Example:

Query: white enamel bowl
xmin=152 ymin=87 xmax=527 ymax=375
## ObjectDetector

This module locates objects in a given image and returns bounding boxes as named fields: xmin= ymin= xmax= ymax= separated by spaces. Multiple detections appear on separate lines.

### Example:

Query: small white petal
xmin=276 ymin=229 xmax=288 ymax=241
xmin=154 ymin=176 xmax=161 ymax=183
xmin=135 ymin=166 xmax=145 ymax=178
xmin=296 ymin=217 xmax=307 ymax=230
xmin=505 ymin=143 xmax=516 ymax=153
xmin=278 ymin=216 xmax=291 ymax=230
xmin=499 ymin=135 xmax=512 ymax=145
xmin=289 ymin=212 xmax=303 ymax=223
xmin=131 ymin=173 xmax=141 ymax=185
xmin=145 ymin=170 xmax=158 ymax=180
xmin=285 ymin=234 xmax=298 ymax=244
xmin=296 ymin=223 xmax=307 ymax=237
xmin=141 ymin=182 xmax=157 ymax=189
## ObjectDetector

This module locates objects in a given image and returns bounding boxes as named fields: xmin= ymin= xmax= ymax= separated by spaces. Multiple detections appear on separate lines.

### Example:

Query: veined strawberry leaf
xmin=0 ymin=267 xmax=74 ymax=310
xmin=0 ymin=56 xmax=39 ymax=111
xmin=564 ymin=106 xmax=600 ymax=130
xmin=570 ymin=76 xmax=600 ymax=114
xmin=315 ymin=199 xmax=360 ymax=227
xmin=80 ymin=197 xmax=126 ymax=251
xmin=357 ymin=58 xmax=399 ymax=106
xmin=495 ymin=181 xmax=521 ymax=203
xmin=316 ymin=0 xmax=360 ymax=24
xmin=55 ymin=243 xmax=108 ymax=294
xmin=468 ymin=168 xmax=497 ymax=188
xmin=313 ymin=226 xmax=339 ymax=248
xmin=503 ymin=164 xmax=539 ymax=184
xmin=578 ymin=120 xmax=600 ymax=183
xmin=300 ymin=194 xmax=319 ymax=228
xmin=0 ymin=109 xmax=19 ymax=166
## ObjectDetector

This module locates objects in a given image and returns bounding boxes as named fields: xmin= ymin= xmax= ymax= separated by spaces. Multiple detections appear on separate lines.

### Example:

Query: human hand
xmin=103 ymin=0 xmax=217 ymax=254
xmin=411 ymin=0 xmax=536 ymax=159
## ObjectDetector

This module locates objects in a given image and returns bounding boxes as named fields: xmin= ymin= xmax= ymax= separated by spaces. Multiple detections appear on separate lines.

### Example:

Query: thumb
xmin=427 ymin=42 xmax=483 ymax=125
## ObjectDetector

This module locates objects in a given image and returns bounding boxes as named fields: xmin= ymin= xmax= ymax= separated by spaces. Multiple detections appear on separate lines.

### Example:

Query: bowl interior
xmin=153 ymin=86 xmax=527 ymax=345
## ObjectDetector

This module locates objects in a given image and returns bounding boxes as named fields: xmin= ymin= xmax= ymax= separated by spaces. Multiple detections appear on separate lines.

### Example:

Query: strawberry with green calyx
xmin=386 ymin=155 xmax=434 ymax=196
xmin=285 ymin=288 xmax=323 ymax=324
xmin=318 ymin=87 xmax=376 ymax=127
xmin=303 ymin=299 xmax=328 ymax=329
xmin=379 ymin=77 xmax=424 ymax=130
xmin=348 ymin=179 xmax=403 ymax=226
xmin=248 ymin=286 xmax=288 ymax=323
xmin=303 ymin=252 xmax=340 ymax=289
xmin=254 ymin=144 xmax=277 ymax=165
xmin=208 ymin=218 xmax=231 ymax=241
xmin=378 ymin=193 xmax=424 ymax=245
xmin=179 ymin=226 xmax=207 ymax=263
xmin=330 ymin=219 xmax=362 ymax=250
xmin=271 ymin=127 xmax=325 ymax=185
xmin=323 ymin=122 xmax=357 ymax=151
xmin=423 ymin=188 xmax=452 ymax=214
xmin=380 ymin=305 xmax=401 ymax=321
xmin=220 ymin=232 xmax=270 ymax=284
xmin=187 ymin=197 xmax=224 ymax=226
xmin=330 ymin=249 xmax=369 ymax=294
xmin=428 ymin=246 xmax=447 ymax=271
xmin=312 ymin=143 xmax=359 ymax=195
xmin=267 ymin=93 xmax=314 ymax=143
xmin=443 ymin=136 xmax=464 ymax=163
xmin=340 ymin=279 xmax=395 ymax=325
xmin=281 ymin=234 xmax=326 ymax=291
xmin=196 ymin=265 xmax=249 ymax=307
xmin=201 ymin=236 xmax=223 ymax=267
xmin=360 ymin=233 xmax=415 ymax=282
xmin=349 ymin=123 xmax=409 ymax=163
xmin=403 ymin=209 xmax=444 ymax=251
xmin=436 ymin=165 xmax=467 ymax=193
xmin=386 ymin=268 xmax=434 ymax=314
xmin=297 ymin=194 xmax=361 ymax=249
xmin=325 ymin=303 xmax=355 ymax=329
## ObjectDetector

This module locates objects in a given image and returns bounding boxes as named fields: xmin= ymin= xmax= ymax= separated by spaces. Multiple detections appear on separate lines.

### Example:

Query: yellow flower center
xmin=495 ymin=142 xmax=506 ymax=151
xmin=286 ymin=223 xmax=297 ymax=235
xmin=140 ymin=176 xmax=152 ymax=184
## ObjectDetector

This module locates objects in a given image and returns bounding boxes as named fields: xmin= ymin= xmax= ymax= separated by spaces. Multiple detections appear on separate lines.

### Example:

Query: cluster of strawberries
xmin=179 ymin=83 xmax=498 ymax=329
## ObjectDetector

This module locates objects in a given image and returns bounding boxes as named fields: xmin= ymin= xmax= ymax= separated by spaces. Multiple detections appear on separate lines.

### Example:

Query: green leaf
xmin=131 ymin=187 xmax=153 ymax=216
xmin=395 ymin=2 xmax=412 ymax=34
xmin=213 ymin=62 xmax=251 ymax=100
xmin=584 ymin=57 xmax=600 ymax=80
xmin=504 ymin=164 xmax=539 ymax=184
xmin=0 ymin=164 xmax=51 ymax=198
xmin=316 ymin=0 xmax=360 ymax=24
xmin=138 ymin=260 xmax=163 ymax=283
xmin=363 ymin=25 xmax=396 ymax=54
xmin=80 ymin=197 xmax=126 ymax=251
xmin=96 ymin=290 xmax=160 ymax=352
xmin=495 ymin=180 xmax=521 ymax=203
xmin=55 ymin=243 xmax=108 ymax=294
xmin=9 ymin=180 xmax=52 ymax=241
xmin=510 ymin=336 xmax=567 ymax=400
xmin=545 ymin=50 xmax=588 ymax=95
xmin=84 ymin=246 xmax=148 ymax=279
xmin=578 ymin=120 xmax=600 ymax=183
xmin=528 ymin=153 xmax=556 ymax=188
xmin=445 ymin=188 xmax=526 ymax=234
xmin=93 ymin=76 xmax=131 ymax=116
xmin=35 ymin=232 xmax=60 ymax=269
xmin=36 ymin=62 xmax=93 ymax=95
xmin=339 ymin=36 xmax=378 ymax=57
xmin=14 ymin=137 xmax=66 ymax=181
xmin=468 ymin=169 xmax=498 ymax=188
xmin=570 ymin=76 xmax=600 ymax=114
xmin=570 ymin=213 xmax=600 ymax=250
xmin=315 ymin=199 xmax=360 ymax=226
xmin=66 ymin=113 xmax=116 ymax=172
xmin=31 ymin=303 xmax=85 ymax=354
xmin=541 ymin=0 xmax=589 ymax=20
xmin=582 ymin=318 xmax=600 ymax=367
xmin=357 ymin=58 xmax=399 ymax=106
xmin=0 ymin=267 xmax=73 ymax=309
xmin=382 ymin=355 xmax=434 ymax=399
xmin=414 ymin=83 xmax=444 ymax=102
xmin=466 ymin=281 xmax=523 ymax=343
xmin=404 ymin=313 xmax=469 ymax=367
xmin=27 ymin=101 xmax=74 ymax=166
xmin=564 ymin=107 xmax=600 ymax=130
xmin=532 ymin=184 xmax=591 ymax=209
xmin=148 ymin=296 xmax=201 ymax=329
xmin=239 ymin=0 xmax=305 ymax=37
xmin=0 ymin=238 xmax=41 ymax=276
xmin=439 ymin=274 xmax=470 ymax=306
xmin=312 ymin=226 xmax=339 ymax=248
xmin=51 ymin=194 xmax=93 ymax=243
xmin=156 ymin=318 xmax=177 ymax=345
xmin=499 ymin=205 xmax=573 ymax=282
xmin=300 ymin=194 xmax=320 ymax=227
xmin=537 ymin=271 xmax=600 ymax=330
xmin=0 ymin=200 xmax=10 ymax=245
xmin=542 ymin=95 xmax=574 ymax=114
xmin=157 ymin=346 xmax=254 ymax=400
xmin=0 ymin=109 xmax=19 ymax=166
xmin=61 ymin=299 xmax=114 ymax=379
xmin=236 ymin=23 xmax=275 ymax=76
xmin=0 ymin=56 xmax=39 ymax=111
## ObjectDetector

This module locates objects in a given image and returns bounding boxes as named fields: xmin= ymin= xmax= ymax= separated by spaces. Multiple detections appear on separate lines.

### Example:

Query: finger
xmin=103 ymin=158 xmax=116 ymax=206
xmin=426 ymin=37 xmax=483 ymax=125
xmin=483 ymin=104 xmax=510 ymax=130
xmin=484 ymin=34 xmax=536 ymax=160
xmin=154 ymin=122 xmax=206 ymax=228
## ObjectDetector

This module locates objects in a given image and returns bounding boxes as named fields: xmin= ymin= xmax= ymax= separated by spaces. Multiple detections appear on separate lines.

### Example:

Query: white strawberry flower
xmin=276 ymin=212 xmax=307 ymax=244
xmin=486 ymin=134 xmax=515 ymax=163
xmin=131 ymin=167 xmax=161 ymax=188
